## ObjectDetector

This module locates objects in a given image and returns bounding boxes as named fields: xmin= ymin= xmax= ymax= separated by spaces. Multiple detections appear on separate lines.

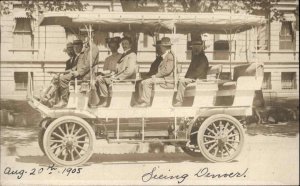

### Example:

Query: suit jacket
xmin=185 ymin=52 xmax=208 ymax=80
xmin=145 ymin=56 xmax=163 ymax=78
xmin=155 ymin=51 xmax=175 ymax=89
xmin=65 ymin=56 xmax=77 ymax=71
xmin=115 ymin=50 xmax=137 ymax=80
xmin=76 ymin=43 xmax=99 ymax=80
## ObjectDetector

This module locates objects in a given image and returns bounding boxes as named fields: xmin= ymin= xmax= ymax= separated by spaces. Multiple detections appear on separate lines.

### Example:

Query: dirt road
xmin=1 ymin=122 xmax=299 ymax=185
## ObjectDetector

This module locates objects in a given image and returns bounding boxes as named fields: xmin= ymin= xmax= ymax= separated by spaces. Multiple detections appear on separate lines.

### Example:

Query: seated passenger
xmin=41 ymin=41 xmax=78 ymax=106
xmin=134 ymin=40 xmax=162 ymax=100
xmin=173 ymin=39 xmax=209 ymax=106
xmin=99 ymin=37 xmax=122 ymax=76
xmin=95 ymin=37 xmax=137 ymax=107
xmin=46 ymin=39 xmax=99 ymax=108
xmin=142 ymin=40 xmax=163 ymax=79
xmin=135 ymin=37 xmax=175 ymax=107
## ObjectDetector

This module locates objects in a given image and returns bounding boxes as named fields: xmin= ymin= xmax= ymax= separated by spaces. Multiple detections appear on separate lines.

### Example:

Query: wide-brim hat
xmin=106 ymin=37 xmax=121 ymax=44
xmin=154 ymin=37 xmax=172 ymax=46
xmin=73 ymin=39 xmax=83 ymax=45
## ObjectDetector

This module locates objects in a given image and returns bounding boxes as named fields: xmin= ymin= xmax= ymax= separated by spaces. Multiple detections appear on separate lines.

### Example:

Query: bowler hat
xmin=152 ymin=40 xmax=161 ymax=46
xmin=191 ymin=40 xmax=204 ymax=46
xmin=63 ymin=42 xmax=73 ymax=52
xmin=73 ymin=39 xmax=83 ymax=45
xmin=155 ymin=37 xmax=172 ymax=46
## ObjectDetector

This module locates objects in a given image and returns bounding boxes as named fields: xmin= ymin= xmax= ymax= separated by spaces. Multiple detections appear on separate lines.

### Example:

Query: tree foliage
xmin=0 ymin=0 xmax=88 ymax=17
xmin=121 ymin=0 xmax=296 ymax=21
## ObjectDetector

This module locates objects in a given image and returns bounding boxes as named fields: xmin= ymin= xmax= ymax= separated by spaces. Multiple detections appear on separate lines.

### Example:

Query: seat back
xmin=67 ymin=78 xmax=90 ymax=109
xmin=232 ymin=76 xmax=257 ymax=107
xmin=109 ymin=65 xmax=139 ymax=108
xmin=151 ymin=82 xmax=175 ymax=108
xmin=193 ymin=81 xmax=219 ymax=107
xmin=207 ymin=64 xmax=222 ymax=80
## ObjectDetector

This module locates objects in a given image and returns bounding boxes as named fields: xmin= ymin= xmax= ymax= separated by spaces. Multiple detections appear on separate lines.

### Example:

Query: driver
xmin=42 ymin=39 xmax=99 ymax=108
xmin=41 ymin=42 xmax=78 ymax=106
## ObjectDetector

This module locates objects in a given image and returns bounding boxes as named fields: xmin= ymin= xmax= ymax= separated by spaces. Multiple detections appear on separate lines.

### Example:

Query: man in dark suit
xmin=41 ymin=42 xmax=77 ymax=106
xmin=64 ymin=42 xmax=77 ymax=71
xmin=52 ymin=39 xmax=99 ymax=108
xmin=174 ymin=39 xmax=209 ymax=106
xmin=136 ymin=37 xmax=175 ymax=107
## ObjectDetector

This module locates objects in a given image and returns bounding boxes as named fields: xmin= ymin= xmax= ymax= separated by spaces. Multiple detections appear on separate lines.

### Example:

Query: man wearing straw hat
xmin=136 ymin=37 xmax=175 ymax=107
xmin=174 ymin=39 xmax=209 ymax=106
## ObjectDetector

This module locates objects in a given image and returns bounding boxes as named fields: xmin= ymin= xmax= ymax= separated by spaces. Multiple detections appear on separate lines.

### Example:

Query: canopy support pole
xmin=173 ymin=25 xmax=177 ymax=91
xmin=88 ymin=24 xmax=93 ymax=84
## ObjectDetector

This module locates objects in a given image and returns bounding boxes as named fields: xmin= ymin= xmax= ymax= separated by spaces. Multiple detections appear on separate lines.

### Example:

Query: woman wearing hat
xmin=95 ymin=36 xmax=137 ymax=107
xmin=101 ymin=37 xmax=122 ymax=76
xmin=174 ymin=39 xmax=209 ymax=106
xmin=136 ymin=37 xmax=175 ymax=107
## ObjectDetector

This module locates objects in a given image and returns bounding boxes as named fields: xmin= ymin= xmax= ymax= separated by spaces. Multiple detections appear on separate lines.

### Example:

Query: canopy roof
xmin=39 ymin=11 xmax=266 ymax=34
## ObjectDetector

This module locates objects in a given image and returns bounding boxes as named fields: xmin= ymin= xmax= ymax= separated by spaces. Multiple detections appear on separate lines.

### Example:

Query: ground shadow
xmin=0 ymin=126 xmax=39 ymax=146
xmin=15 ymin=155 xmax=52 ymax=166
xmin=245 ymin=121 xmax=299 ymax=137
xmin=15 ymin=153 xmax=210 ymax=166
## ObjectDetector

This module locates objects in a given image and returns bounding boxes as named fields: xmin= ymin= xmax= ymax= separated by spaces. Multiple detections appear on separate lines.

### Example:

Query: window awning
xmin=13 ymin=11 xmax=35 ymax=19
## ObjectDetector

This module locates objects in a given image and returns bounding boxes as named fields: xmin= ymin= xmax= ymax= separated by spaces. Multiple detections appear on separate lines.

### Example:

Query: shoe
xmin=98 ymin=97 xmax=108 ymax=107
xmin=135 ymin=102 xmax=150 ymax=108
xmin=53 ymin=100 xmax=67 ymax=108
xmin=173 ymin=101 xmax=183 ymax=107
xmin=98 ymin=101 xmax=107 ymax=107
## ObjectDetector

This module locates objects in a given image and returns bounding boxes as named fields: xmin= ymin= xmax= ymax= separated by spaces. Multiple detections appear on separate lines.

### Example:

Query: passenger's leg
xmin=140 ymin=78 xmax=154 ymax=105
xmin=96 ymin=76 xmax=111 ymax=107
xmin=41 ymin=75 xmax=59 ymax=102
xmin=53 ymin=73 xmax=73 ymax=108
xmin=175 ymin=78 xmax=194 ymax=105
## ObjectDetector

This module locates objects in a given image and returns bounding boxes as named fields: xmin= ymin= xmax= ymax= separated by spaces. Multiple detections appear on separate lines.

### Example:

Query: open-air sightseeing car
xmin=27 ymin=11 xmax=266 ymax=166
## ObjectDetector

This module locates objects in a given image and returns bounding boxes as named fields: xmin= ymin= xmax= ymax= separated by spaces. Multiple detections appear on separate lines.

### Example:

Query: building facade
xmin=0 ymin=0 xmax=299 ymax=108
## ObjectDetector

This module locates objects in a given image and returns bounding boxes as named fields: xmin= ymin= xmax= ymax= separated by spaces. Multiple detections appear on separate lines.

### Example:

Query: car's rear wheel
xmin=197 ymin=114 xmax=244 ymax=162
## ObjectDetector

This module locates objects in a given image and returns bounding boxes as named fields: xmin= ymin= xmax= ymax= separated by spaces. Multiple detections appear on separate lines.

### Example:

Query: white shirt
xmin=161 ymin=49 xmax=170 ymax=59
xmin=123 ymin=49 xmax=131 ymax=54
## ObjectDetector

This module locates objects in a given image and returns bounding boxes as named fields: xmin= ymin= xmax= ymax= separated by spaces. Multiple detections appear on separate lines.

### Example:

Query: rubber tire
xmin=43 ymin=116 xmax=95 ymax=166
xmin=38 ymin=128 xmax=46 ymax=154
xmin=197 ymin=114 xmax=244 ymax=162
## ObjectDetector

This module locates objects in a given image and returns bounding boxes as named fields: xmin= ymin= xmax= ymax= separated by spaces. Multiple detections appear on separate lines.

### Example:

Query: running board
xmin=108 ymin=139 xmax=188 ymax=144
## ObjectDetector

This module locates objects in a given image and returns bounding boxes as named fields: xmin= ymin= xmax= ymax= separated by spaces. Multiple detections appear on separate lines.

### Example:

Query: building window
xmin=281 ymin=72 xmax=297 ymax=90
xmin=13 ymin=18 xmax=33 ymax=49
xmin=279 ymin=21 xmax=294 ymax=50
xmin=262 ymin=72 xmax=272 ymax=90
xmin=14 ymin=72 xmax=33 ymax=91
xmin=143 ymin=33 xmax=148 ymax=48
xmin=213 ymin=34 xmax=229 ymax=60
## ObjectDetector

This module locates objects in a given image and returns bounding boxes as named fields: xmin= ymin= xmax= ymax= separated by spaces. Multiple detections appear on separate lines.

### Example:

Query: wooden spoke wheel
xmin=197 ymin=114 xmax=244 ymax=162
xmin=43 ymin=116 xmax=95 ymax=166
